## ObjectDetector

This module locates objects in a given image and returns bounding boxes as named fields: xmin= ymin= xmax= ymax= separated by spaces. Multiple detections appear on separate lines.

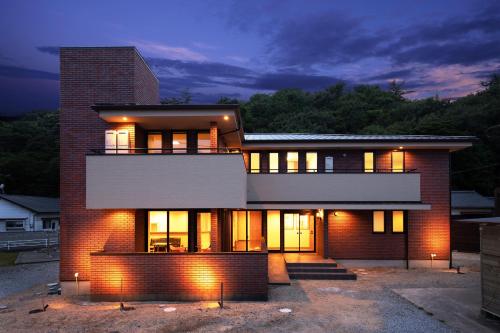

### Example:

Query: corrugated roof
xmin=244 ymin=133 xmax=476 ymax=142
xmin=0 ymin=194 xmax=59 ymax=213
xmin=451 ymin=191 xmax=495 ymax=209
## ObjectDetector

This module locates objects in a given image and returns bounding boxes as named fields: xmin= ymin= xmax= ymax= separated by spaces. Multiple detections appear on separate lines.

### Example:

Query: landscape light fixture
xmin=74 ymin=272 xmax=79 ymax=296
xmin=430 ymin=253 xmax=437 ymax=268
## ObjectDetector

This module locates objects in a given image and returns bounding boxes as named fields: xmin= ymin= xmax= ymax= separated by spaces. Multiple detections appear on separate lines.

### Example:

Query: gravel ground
xmin=0 ymin=261 xmax=58 ymax=299
xmin=0 ymin=267 xmax=477 ymax=332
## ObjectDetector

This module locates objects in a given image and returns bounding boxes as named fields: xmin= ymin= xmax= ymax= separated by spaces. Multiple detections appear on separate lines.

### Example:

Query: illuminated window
xmin=197 ymin=212 xmax=211 ymax=251
xmin=269 ymin=153 xmax=279 ymax=173
xmin=391 ymin=151 xmax=404 ymax=172
xmin=373 ymin=211 xmax=385 ymax=233
xmin=364 ymin=152 xmax=374 ymax=172
xmin=250 ymin=153 xmax=260 ymax=173
xmin=392 ymin=211 xmax=404 ymax=233
xmin=287 ymin=152 xmax=299 ymax=173
xmin=197 ymin=132 xmax=210 ymax=153
xmin=232 ymin=211 xmax=262 ymax=251
xmin=172 ymin=133 xmax=187 ymax=153
xmin=147 ymin=133 xmax=162 ymax=154
xmin=266 ymin=210 xmax=280 ymax=250
xmin=148 ymin=210 xmax=188 ymax=252
xmin=306 ymin=152 xmax=317 ymax=172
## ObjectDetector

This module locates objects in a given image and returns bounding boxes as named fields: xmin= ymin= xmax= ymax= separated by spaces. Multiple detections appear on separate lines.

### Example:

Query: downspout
xmin=449 ymin=154 xmax=453 ymax=269
xmin=405 ymin=211 xmax=409 ymax=270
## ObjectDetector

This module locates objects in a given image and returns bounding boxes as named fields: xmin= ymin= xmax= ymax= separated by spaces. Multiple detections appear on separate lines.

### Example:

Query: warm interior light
xmin=122 ymin=117 xmax=128 ymax=121
xmin=172 ymin=140 xmax=180 ymax=145
xmin=399 ymin=146 xmax=403 ymax=150
xmin=223 ymin=115 xmax=229 ymax=120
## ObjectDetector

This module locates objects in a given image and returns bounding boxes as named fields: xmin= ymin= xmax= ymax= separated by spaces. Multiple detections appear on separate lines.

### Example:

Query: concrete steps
xmin=286 ymin=261 xmax=357 ymax=280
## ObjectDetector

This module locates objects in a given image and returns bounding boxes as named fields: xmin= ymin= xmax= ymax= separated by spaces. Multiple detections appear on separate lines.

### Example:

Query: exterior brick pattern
xmin=406 ymin=150 xmax=450 ymax=261
xmin=328 ymin=210 xmax=405 ymax=259
xmin=90 ymin=252 xmax=268 ymax=301
xmin=59 ymin=47 xmax=159 ymax=281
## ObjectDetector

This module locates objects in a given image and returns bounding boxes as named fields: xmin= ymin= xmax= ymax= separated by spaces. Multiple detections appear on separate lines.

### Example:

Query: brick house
xmin=59 ymin=47 xmax=475 ymax=301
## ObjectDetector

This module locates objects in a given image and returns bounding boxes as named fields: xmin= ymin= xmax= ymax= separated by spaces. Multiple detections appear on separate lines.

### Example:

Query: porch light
xmin=399 ymin=146 xmax=403 ymax=150
xmin=122 ymin=116 xmax=128 ymax=121
xmin=223 ymin=115 xmax=229 ymax=121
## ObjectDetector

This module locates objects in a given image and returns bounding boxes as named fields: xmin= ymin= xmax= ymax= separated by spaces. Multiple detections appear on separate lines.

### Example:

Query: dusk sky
xmin=1 ymin=0 xmax=499 ymax=115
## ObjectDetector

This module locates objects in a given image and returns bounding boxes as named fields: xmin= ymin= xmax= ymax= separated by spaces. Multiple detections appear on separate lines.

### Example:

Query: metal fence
xmin=0 ymin=237 xmax=59 ymax=251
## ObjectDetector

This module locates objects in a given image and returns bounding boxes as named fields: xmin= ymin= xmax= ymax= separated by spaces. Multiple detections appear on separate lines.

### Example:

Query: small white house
xmin=0 ymin=194 xmax=59 ymax=232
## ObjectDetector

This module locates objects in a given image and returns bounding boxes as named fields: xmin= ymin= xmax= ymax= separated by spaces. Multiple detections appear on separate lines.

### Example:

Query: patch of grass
xmin=0 ymin=252 xmax=18 ymax=266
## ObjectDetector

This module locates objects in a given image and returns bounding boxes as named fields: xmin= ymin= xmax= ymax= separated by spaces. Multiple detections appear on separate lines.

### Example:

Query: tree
xmin=160 ymin=88 xmax=192 ymax=104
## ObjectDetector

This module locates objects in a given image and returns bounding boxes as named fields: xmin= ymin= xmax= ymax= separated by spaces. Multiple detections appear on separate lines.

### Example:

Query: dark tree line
xmin=0 ymin=76 xmax=498 ymax=197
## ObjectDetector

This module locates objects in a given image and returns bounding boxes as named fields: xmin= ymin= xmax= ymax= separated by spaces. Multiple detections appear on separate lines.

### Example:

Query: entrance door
xmin=283 ymin=213 xmax=315 ymax=252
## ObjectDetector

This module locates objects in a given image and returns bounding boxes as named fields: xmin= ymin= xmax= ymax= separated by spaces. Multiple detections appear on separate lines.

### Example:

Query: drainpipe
xmin=323 ymin=210 xmax=329 ymax=259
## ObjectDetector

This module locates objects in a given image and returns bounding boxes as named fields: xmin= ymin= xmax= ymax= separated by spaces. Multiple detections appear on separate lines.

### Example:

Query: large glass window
xmin=232 ymin=211 xmax=262 ymax=251
xmin=172 ymin=133 xmax=187 ymax=153
xmin=148 ymin=211 xmax=188 ymax=252
xmin=364 ymin=152 xmax=374 ymax=172
xmin=287 ymin=152 xmax=299 ymax=173
xmin=392 ymin=211 xmax=404 ymax=233
xmin=197 ymin=132 xmax=210 ymax=153
xmin=4 ymin=219 xmax=25 ymax=231
xmin=266 ymin=210 xmax=281 ymax=250
xmin=269 ymin=153 xmax=279 ymax=173
xmin=373 ymin=211 xmax=385 ymax=233
xmin=250 ymin=153 xmax=260 ymax=173
xmin=197 ymin=212 xmax=211 ymax=251
xmin=147 ymin=133 xmax=162 ymax=154
xmin=306 ymin=152 xmax=317 ymax=172
xmin=391 ymin=151 xmax=404 ymax=172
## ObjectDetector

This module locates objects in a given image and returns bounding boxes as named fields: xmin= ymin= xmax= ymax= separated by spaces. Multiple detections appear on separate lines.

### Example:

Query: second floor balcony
xmin=86 ymin=149 xmax=246 ymax=209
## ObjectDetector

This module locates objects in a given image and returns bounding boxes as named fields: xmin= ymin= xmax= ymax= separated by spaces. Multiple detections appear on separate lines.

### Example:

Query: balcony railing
xmin=89 ymin=147 xmax=242 ymax=155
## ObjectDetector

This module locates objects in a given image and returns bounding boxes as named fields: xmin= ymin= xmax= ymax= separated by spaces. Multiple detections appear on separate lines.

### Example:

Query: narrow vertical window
xmin=287 ymin=152 xmax=299 ymax=173
xmin=269 ymin=152 xmax=279 ymax=173
xmin=373 ymin=211 xmax=385 ymax=233
xmin=105 ymin=130 xmax=117 ymax=154
xmin=392 ymin=211 xmax=404 ymax=233
xmin=172 ymin=133 xmax=187 ymax=153
xmin=325 ymin=156 xmax=334 ymax=173
xmin=391 ymin=151 xmax=404 ymax=172
xmin=197 ymin=132 xmax=210 ymax=153
xmin=250 ymin=152 xmax=260 ymax=173
xmin=197 ymin=212 xmax=211 ymax=252
xmin=306 ymin=152 xmax=317 ymax=172
xmin=364 ymin=152 xmax=374 ymax=172
xmin=116 ymin=130 xmax=129 ymax=154
xmin=147 ymin=133 xmax=162 ymax=154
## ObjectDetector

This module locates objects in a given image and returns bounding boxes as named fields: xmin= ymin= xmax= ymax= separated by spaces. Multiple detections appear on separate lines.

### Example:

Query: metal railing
xmin=0 ymin=238 xmax=59 ymax=251
xmin=89 ymin=147 xmax=242 ymax=155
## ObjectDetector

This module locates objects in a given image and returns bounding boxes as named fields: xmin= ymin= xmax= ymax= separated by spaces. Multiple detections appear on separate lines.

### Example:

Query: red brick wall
xmin=90 ymin=252 xmax=268 ymax=301
xmin=327 ymin=149 xmax=450 ymax=261
xmin=328 ymin=210 xmax=405 ymax=259
xmin=60 ymin=47 xmax=159 ymax=281
xmin=406 ymin=150 xmax=450 ymax=261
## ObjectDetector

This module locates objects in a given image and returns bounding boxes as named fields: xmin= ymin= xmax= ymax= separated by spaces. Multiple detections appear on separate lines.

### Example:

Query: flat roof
xmin=92 ymin=104 xmax=240 ymax=111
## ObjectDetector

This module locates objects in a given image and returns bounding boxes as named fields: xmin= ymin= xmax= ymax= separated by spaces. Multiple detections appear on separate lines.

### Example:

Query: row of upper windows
xmin=248 ymin=151 xmax=405 ymax=173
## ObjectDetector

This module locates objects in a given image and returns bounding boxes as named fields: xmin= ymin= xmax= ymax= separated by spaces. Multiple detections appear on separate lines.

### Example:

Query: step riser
xmin=286 ymin=263 xmax=338 ymax=267
xmin=289 ymin=274 xmax=357 ymax=280
xmin=287 ymin=268 xmax=347 ymax=273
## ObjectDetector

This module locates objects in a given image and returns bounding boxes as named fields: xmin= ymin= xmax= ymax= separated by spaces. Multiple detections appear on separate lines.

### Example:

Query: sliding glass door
xmin=283 ymin=212 xmax=315 ymax=252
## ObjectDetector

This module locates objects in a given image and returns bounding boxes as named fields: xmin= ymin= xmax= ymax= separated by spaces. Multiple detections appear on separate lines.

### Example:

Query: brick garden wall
xmin=90 ymin=252 xmax=268 ymax=301
xmin=59 ymin=47 xmax=159 ymax=281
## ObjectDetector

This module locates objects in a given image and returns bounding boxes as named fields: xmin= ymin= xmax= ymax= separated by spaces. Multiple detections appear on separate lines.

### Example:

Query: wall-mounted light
xmin=223 ymin=115 xmax=229 ymax=121
xmin=399 ymin=146 xmax=403 ymax=150
xmin=122 ymin=116 xmax=128 ymax=121
xmin=333 ymin=211 xmax=339 ymax=217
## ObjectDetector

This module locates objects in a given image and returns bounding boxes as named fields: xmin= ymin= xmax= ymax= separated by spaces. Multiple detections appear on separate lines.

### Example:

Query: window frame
xmin=372 ymin=211 xmax=386 ymax=234
xmin=172 ymin=131 xmax=188 ymax=154
xmin=147 ymin=209 xmax=189 ymax=253
xmin=287 ymin=152 xmax=299 ymax=173
xmin=391 ymin=151 xmax=405 ymax=173
xmin=147 ymin=131 xmax=163 ymax=154
xmin=391 ymin=210 xmax=406 ymax=234
xmin=249 ymin=152 xmax=261 ymax=173
xmin=196 ymin=131 xmax=211 ymax=154
xmin=306 ymin=152 xmax=318 ymax=173
xmin=363 ymin=151 xmax=375 ymax=173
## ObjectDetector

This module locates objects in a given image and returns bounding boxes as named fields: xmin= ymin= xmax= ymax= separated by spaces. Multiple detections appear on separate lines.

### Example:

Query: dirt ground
xmin=0 ymin=252 xmax=497 ymax=333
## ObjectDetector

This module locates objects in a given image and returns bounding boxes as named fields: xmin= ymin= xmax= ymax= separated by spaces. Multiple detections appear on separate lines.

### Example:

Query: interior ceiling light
xmin=122 ymin=117 xmax=128 ymax=121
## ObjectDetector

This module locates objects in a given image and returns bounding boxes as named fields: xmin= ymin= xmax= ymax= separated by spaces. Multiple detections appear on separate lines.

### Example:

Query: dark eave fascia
xmin=242 ymin=137 xmax=478 ymax=144
xmin=92 ymin=104 xmax=240 ymax=111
